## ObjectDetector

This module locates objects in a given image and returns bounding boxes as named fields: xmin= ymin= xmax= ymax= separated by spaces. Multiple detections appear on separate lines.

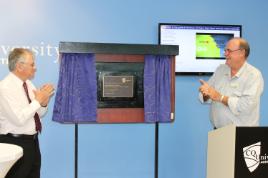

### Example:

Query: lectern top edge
xmin=59 ymin=41 xmax=179 ymax=56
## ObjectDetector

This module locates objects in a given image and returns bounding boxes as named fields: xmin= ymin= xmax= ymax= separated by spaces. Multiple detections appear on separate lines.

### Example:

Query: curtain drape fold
xmin=52 ymin=53 xmax=97 ymax=123
xmin=144 ymin=55 xmax=172 ymax=123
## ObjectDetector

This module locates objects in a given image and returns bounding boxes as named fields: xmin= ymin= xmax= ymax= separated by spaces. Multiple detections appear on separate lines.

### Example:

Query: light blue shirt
xmin=199 ymin=62 xmax=264 ymax=128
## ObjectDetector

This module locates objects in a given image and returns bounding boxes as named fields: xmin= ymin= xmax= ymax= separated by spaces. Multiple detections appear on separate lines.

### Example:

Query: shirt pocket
xmin=232 ymin=90 xmax=242 ymax=97
xmin=228 ymin=81 xmax=244 ymax=96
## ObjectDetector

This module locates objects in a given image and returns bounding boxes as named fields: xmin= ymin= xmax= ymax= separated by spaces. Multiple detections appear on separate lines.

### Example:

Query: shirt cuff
xmin=228 ymin=96 xmax=239 ymax=116
xmin=199 ymin=92 xmax=204 ymax=103
xmin=199 ymin=92 xmax=211 ymax=103
xmin=31 ymin=99 xmax=42 ymax=110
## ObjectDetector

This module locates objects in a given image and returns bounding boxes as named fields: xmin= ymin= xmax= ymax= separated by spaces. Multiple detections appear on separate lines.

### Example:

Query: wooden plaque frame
xmin=59 ymin=42 xmax=178 ymax=123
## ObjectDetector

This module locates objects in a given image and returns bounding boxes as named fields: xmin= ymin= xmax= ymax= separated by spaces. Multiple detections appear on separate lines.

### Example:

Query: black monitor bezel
xmin=158 ymin=23 xmax=242 ymax=75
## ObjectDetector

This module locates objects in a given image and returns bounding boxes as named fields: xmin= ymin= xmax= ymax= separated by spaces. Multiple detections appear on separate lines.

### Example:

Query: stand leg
xmin=75 ymin=124 xmax=78 ymax=178
xmin=74 ymin=123 xmax=158 ymax=178
xmin=155 ymin=122 xmax=159 ymax=178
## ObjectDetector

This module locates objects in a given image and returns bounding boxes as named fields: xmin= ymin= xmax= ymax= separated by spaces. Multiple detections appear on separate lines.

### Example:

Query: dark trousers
xmin=0 ymin=135 xmax=41 ymax=178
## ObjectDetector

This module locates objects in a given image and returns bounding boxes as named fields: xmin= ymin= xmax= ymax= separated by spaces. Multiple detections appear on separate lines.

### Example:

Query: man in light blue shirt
xmin=199 ymin=37 xmax=264 ymax=129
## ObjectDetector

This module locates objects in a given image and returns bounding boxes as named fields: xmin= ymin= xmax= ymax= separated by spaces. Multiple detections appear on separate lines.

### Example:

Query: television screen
xmin=159 ymin=23 xmax=242 ymax=74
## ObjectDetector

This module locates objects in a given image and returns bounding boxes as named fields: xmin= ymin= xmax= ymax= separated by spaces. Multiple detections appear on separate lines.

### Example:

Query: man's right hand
xmin=199 ymin=79 xmax=222 ymax=102
xmin=33 ymin=84 xmax=54 ymax=106
xmin=199 ymin=79 xmax=210 ymax=96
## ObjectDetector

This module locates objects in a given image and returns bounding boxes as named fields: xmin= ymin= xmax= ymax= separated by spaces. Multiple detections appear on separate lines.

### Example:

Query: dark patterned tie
xmin=23 ymin=82 xmax=42 ymax=133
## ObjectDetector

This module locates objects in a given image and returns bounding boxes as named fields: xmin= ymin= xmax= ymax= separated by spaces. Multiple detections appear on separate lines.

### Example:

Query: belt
xmin=6 ymin=133 xmax=38 ymax=140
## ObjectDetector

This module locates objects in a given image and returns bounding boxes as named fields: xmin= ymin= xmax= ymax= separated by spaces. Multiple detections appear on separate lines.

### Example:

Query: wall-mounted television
xmin=159 ymin=23 xmax=242 ymax=74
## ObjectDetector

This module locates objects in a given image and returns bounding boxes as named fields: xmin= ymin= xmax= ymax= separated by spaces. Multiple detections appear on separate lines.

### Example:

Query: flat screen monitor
xmin=159 ymin=23 xmax=242 ymax=74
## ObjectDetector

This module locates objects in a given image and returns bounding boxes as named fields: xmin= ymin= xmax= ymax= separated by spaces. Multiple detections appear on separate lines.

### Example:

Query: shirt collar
xmin=223 ymin=65 xmax=230 ymax=77
xmin=233 ymin=62 xmax=248 ymax=78
xmin=9 ymin=72 xmax=28 ymax=87
xmin=224 ymin=62 xmax=248 ymax=79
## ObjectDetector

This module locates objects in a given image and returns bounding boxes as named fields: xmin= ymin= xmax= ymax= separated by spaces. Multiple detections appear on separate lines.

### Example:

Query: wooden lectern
xmin=207 ymin=124 xmax=268 ymax=178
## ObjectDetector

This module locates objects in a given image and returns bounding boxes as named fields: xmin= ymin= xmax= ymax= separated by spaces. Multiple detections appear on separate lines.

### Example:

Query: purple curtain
xmin=144 ymin=55 xmax=171 ymax=123
xmin=52 ymin=53 xmax=97 ymax=123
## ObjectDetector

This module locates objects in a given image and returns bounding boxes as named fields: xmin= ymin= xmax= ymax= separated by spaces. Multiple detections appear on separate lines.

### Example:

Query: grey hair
xmin=232 ymin=37 xmax=250 ymax=58
xmin=239 ymin=38 xmax=250 ymax=58
xmin=8 ymin=48 xmax=34 ymax=71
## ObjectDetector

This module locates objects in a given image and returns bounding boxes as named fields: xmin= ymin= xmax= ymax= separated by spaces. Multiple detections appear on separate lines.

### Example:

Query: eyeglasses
xmin=20 ymin=62 xmax=36 ymax=68
xmin=224 ymin=48 xmax=242 ymax=54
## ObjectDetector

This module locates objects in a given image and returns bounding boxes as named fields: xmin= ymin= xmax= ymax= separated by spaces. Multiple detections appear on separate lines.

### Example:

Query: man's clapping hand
xmin=34 ymin=84 xmax=54 ymax=106
xmin=199 ymin=79 xmax=221 ymax=102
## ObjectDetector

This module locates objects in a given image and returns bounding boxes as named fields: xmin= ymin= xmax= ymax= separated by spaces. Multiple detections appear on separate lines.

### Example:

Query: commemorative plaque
xmin=102 ymin=76 xmax=134 ymax=98
xmin=96 ymin=62 xmax=144 ymax=108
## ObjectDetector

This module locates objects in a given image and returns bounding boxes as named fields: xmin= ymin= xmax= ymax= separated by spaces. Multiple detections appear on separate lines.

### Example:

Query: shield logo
xmin=243 ymin=142 xmax=261 ymax=172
